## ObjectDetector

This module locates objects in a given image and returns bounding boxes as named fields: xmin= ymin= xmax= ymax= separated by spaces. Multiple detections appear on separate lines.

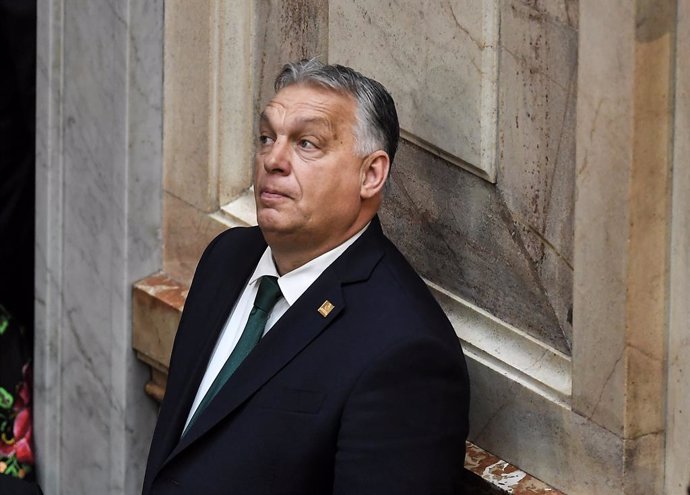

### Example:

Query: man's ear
xmin=360 ymin=151 xmax=390 ymax=199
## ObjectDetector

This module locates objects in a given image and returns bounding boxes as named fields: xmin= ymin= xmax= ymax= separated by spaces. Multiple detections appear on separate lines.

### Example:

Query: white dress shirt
xmin=183 ymin=225 xmax=368 ymax=431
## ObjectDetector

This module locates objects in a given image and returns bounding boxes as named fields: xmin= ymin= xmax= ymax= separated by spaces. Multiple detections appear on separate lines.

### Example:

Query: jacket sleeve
xmin=333 ymin=336 xmax=470 ymax=495
xmin=142 ymin=230 xmax=228 ymax=494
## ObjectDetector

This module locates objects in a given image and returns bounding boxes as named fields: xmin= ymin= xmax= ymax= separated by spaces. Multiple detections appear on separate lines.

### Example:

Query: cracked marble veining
xmin=329 ymin=0 xmax=498 ymax=178
xmin=381 ymin=139 xmax=569 ymax=354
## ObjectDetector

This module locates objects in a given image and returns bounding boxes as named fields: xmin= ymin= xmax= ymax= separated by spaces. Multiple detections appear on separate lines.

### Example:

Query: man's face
xmin=254 ymin=84 xmax=366 ymax=256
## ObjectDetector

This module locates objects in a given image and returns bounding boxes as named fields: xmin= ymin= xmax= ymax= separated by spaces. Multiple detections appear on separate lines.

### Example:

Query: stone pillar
xmin=35 ymin=0 xmax=164 ymax=493
xmin=575 ymin=0 xmax=676 ymax=492
xmin=665 ymin=0 xmax=690 ymax=491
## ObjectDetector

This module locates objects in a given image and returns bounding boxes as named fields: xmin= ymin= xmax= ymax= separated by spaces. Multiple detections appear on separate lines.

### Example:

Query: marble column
xmin=575 ymin=0 xmax=676 ymax=492
xmin=35 ymin=0 xmax=164 ymax=493
xmin=665 ymin=0 xmax=690 ymax=491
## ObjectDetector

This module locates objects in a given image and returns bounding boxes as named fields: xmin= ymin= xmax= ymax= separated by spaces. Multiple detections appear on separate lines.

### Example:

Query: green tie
xmin=183 ymin=276 xmax=282 ymax=435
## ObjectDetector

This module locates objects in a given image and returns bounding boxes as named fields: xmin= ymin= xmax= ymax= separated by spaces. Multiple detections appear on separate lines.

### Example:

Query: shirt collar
xmin=249 ymin=223 xmax=370 ymax=306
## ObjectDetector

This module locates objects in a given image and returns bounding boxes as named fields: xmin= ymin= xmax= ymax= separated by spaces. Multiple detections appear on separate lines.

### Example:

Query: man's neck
xmin=269 ymin=221 xmax=371 ymax=276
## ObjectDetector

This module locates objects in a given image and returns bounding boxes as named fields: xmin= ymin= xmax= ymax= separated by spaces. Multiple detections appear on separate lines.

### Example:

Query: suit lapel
xmin=150 ymin=228 xmax=267 ymax=476
xmin=161 ymin=217 xmax=388 ymax=466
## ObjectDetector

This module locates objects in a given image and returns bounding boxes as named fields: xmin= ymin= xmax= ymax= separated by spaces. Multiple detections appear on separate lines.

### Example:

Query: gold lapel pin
xmin=318 ymin=300 xmax=335 ymax=317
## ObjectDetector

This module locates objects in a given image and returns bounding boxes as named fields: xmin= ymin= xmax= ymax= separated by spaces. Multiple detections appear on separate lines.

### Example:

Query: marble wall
xmin=330 ymin=0 xmax=499 ymax=181
xmin=359 ymin=0 xmax=577 ymax=355
xmin=35 ymin=0 xmax=164 ymax=493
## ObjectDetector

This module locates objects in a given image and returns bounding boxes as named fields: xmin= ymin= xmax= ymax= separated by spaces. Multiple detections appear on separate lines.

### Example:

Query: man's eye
xmin=259 ymin=135 xmax=274 ymax=145
xmin=298 ymin=139 xmax=316 ymax=150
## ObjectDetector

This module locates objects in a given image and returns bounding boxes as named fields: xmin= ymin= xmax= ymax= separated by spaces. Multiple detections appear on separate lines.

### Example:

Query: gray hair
xmin=274 ymin=59 xmax=400 ymax=165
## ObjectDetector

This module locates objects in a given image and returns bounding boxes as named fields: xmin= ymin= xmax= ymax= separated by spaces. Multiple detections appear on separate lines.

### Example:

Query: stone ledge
xmin=132 ymin=273 xmax=562 ymax=494
xmin=132 ymin=272 xmax=186 ymax=378
xmin=464 ymin=443 xmax=564 ymax=494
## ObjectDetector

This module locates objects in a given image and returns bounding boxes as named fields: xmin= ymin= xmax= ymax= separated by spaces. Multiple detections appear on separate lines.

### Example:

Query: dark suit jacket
xmin=0 ymin=475 xmax=43 ymax=495
xmin=143 ymin=217 xmax=470 ymax=494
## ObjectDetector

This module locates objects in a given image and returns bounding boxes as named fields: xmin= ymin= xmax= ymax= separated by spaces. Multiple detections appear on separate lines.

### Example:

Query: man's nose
xmin=264 ymin=138 xmax=291 ymax=173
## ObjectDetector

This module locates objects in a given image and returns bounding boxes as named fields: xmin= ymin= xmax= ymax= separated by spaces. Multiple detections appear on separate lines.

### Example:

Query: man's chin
xmin=257 ymin=215 xmax=291 ymax=237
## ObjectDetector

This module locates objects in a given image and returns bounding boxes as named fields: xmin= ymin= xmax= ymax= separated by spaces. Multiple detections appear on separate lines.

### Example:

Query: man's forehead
xmin=261 ymin=84 xmax=355 ymax=123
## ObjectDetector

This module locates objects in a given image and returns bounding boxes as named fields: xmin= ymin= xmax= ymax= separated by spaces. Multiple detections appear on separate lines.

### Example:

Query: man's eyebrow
xmin=258 ymin=111 xmax=334 ymax=133
xmin=292 ymin=115 xmax=332 ymax=129
xmin=297 ymin=116 xmax=339 ymax=142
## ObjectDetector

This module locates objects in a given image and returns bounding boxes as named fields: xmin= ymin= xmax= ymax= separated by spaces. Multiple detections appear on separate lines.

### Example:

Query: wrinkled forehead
xmin=262 ymin=83 xmax=357 ymax=125
xmin=274 ymin=80 xmax=356 ymax=106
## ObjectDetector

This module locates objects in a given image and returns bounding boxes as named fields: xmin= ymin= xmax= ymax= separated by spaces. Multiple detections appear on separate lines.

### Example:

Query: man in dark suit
xmin=143 ymin=59 xmax=470 ymax=494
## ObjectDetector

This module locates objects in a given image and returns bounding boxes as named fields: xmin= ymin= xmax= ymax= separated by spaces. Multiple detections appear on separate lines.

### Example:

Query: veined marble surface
xmin=35 ymin=0 xmax=163 ymax=493
xmin=381 ymin=138 xmax=571 ymax=354
xmin=352 ymin=0 xmax=577 ymax=355
xmin=466 ymin=354 xmax=623 ymax=494
xmin=330 ymin=0 xmax=499 ymax=181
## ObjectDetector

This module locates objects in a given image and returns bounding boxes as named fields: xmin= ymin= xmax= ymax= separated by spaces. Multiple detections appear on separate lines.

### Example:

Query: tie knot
xmin=254 ymin=276 xmax=282 ymax=313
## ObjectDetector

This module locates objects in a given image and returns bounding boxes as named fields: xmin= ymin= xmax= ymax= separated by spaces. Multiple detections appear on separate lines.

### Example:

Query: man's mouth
xmin=259 ymin=187 xmax=290 ymax=202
